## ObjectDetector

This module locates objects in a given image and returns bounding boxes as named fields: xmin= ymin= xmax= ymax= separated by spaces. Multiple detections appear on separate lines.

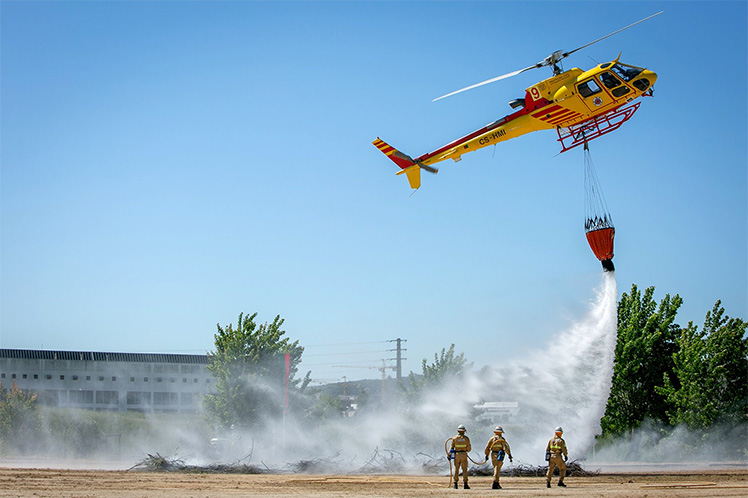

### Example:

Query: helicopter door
xmin=598 ymin=71 xmax=632 ymax=99
xmin=577 ymin=77 xmax=614 ymax=113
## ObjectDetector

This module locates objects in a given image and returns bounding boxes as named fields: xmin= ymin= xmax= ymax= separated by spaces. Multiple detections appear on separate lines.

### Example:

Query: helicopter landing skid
xmin=556 ymin=101 xmax=641 ymax=153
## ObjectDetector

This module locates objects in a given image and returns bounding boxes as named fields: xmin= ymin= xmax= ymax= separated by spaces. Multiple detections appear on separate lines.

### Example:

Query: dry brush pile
xmin=128 ymin=452 xmax=597 ymax=477
xmin=129 ymin=453 xmax=267 ymax=474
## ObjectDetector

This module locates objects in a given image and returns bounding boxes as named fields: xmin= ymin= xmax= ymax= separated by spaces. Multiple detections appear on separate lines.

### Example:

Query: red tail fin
xmin=372 ymin=138 xmax=425 ymax=189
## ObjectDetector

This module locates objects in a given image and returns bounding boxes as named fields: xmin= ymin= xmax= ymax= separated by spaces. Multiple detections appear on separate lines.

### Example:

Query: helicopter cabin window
xmin=598 ymin=72 xmax=631 ymax=98
xmin=599 ymin=72 xmax=621 ymax=89
xmin=611 ymin=85 xmax=630 ymax=98
xmin=578 ymin=79 xmax=602 ymax=98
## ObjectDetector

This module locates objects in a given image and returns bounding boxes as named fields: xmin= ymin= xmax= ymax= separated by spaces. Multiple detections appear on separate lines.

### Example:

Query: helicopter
xmin=373 ymin=12 xmax=662 ymax=189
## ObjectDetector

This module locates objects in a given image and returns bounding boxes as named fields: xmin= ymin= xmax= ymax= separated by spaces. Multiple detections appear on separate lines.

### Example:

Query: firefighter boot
xmin=453 ymin=482 xmax=458 ymax=489
xmin=558 ymin=481 xmax=567 ymax=487
xmin=464 ymin=483 xmax=470 ymax=489
xmin=546 ymin=482 xmax=551 ymax=488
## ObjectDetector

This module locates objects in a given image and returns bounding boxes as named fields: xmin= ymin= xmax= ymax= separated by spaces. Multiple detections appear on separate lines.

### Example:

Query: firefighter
xmin=545 ymin=426 xmax=568 ymax=487
xmin=484 ymin=426 xmax=513 ymax=489
xmin=450 ymin=424 xmax=471 ymax=489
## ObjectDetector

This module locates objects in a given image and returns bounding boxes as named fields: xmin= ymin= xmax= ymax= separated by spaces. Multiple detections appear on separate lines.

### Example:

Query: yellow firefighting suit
xmin=484 ymin=435 xmax=512 ymax=484
xmin=450 ymin=433 xmax=471 ymax=484
xmin=545 ymin=435 xmax=568 ymax=484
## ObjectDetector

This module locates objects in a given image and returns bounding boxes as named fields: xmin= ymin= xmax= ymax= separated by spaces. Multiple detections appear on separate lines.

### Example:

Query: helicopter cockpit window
xmin=599 ymin=72 xmax=631 ymax=98
xmin=611 ymin=63 xmax=643 ymax=82
xmin=599 ymin=72 xmax=622 ymax=89
xmin=578 ymin=79 xmax=602 ymax=98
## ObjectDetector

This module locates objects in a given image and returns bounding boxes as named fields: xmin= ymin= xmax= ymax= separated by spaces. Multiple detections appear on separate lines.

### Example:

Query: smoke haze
xmin=4 ymin=272 xmax=744 ymax=471
xmin=222 ymin=272 xmax=621 ymax=469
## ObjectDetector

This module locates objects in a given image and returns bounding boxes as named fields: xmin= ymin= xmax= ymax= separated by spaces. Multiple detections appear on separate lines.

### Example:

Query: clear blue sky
xmin=2 ymin=1 xmax=746 ymax=385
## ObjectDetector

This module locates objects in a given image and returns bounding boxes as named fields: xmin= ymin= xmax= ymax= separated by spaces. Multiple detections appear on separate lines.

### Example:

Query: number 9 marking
xmin=530 ymin=87 xmax=541 ymax=101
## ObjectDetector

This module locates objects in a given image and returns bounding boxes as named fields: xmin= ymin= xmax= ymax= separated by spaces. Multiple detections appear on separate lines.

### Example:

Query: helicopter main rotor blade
xmin=432 ymin=64 xmax=538 ymax=102
xmin=431 ymin=11 xmax=662 ymax=103
xmin=562 ymin=11 xmax=663 ymax=59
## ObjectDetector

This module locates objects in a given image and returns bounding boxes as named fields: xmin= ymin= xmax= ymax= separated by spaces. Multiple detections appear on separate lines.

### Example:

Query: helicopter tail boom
xmin=372 ymin=138 xmax=437 ymax=189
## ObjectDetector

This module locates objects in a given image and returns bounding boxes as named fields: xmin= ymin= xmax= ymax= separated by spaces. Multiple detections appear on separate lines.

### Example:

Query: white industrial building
xmin=473 ymin=401 xmax=520 ymax=423
xmin=0 ymin=349 xmax=214 ymax=413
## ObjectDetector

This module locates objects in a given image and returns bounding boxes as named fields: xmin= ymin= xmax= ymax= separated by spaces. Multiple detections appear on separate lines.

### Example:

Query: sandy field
xmin=0 ymin=468 xmax=746 ymax=498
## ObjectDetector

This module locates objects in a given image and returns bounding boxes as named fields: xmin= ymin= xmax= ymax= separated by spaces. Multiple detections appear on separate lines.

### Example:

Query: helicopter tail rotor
xmin=372 ymin=138 xmax=438 ymax=190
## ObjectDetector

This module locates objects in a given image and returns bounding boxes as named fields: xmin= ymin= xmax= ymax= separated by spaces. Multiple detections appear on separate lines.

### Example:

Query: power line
xmin=303 ymin=349 xmax=390 ymax=357
xmin=303 ymin=340 xmax=388 ymax=348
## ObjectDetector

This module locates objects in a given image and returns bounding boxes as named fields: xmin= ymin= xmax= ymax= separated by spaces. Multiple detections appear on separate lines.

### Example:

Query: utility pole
xmin=387 ymin=338 xmax=407 ymax=384
xmin=334 ymin=362 xmax=396 ymax=404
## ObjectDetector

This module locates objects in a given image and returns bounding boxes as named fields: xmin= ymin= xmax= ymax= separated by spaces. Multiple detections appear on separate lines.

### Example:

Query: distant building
xmin=473 ymin=401 xmax=520 ymax=423
xmin=0 ymin=349 xmax=214 ymax=413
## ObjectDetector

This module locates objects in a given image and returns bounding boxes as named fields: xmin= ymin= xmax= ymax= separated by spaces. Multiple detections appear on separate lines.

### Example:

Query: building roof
xmin=0 ymin=348 xmax=209 ymax=364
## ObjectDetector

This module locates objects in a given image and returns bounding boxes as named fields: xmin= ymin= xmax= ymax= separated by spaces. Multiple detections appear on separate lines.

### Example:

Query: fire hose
xmin=444 ymin=437 xmax=489 ymax=487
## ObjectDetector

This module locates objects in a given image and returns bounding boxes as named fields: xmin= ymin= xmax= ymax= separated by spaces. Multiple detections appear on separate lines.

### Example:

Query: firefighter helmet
xmin=494 ymin=426 xmax=504 ymax=433
xmin=554 ymin=426 xmax=563 ymax=433
xmin=457 ymin=424 xmax=466 ymax=432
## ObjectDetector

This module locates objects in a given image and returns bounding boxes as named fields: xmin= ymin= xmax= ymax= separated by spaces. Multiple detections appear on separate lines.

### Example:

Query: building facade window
xmin=153 ymin=392 xmax=178 ymax=405
xmin=127 ymin=391 xmax=152 ymax=405
xmin=95 ymin=391 xmax=118 ymax=404
xmin=69 ymin=390 xmax=94 ymax=404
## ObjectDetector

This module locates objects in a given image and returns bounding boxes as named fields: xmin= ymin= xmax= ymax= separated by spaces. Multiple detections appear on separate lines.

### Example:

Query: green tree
xmin=658 ymin=301 xmax=747 ymax=429
xmin=656 ymin=322 xmax=706 ymax=429
xmin=306 ymin=392 xmax=344 ymax=420
xmin=0 ymin=382 xmax=41 ymax=453
xmin=403 ymin=344 xmax=470 ymax=400
xmin=203 ymin=312 xmax=306 ymax=430
xmin=600 ymin=285 xmax=682 ymax=436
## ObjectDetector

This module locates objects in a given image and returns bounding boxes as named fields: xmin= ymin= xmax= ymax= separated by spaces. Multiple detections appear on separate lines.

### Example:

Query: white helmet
xmin=457 ymin=424 xmax=466 ymax=432
xmin=494 ymin=426 xmax=504 ymax=433
xmin=554 ymin=426 xmax=563 ymax=433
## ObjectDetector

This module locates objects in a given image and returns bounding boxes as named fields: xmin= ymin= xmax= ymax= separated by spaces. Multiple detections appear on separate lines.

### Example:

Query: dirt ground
xmin=0 ymin=468 xmax=746 ymax=498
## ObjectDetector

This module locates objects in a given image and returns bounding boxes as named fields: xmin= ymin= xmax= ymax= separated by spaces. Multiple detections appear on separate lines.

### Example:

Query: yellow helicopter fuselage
xmin=416 ymin=59 xmax=657 ymax=167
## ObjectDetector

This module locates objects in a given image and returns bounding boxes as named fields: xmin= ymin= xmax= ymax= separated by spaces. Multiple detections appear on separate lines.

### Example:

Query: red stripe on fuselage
xmin=547 ymin=108 xmax=575 ymax=119
xmin=546 ymin=110 xmax=579 ymax=124
xmin=548 ymin=114 xmax=580 ymax=125
xmin=531 ymin=105 xmax=562 ymax=118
